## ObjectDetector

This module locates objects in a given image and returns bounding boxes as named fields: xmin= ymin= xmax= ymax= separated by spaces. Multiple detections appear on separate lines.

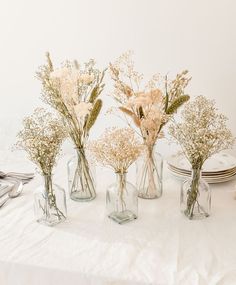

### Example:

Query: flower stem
xmin=43 ymin=174 xmax=65 ymax=220
xmin=185 ymin=168 xmax=201 ymax=218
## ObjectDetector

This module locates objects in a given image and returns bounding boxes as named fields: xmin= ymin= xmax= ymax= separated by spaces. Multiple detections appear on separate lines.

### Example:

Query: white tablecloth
xmin=1 ymin=153 xmax=236 ymax=285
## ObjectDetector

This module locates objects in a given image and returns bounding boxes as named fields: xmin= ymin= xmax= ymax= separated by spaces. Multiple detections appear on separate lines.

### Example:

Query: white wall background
xmin=0 ymin=0 xmax=235 ymax=156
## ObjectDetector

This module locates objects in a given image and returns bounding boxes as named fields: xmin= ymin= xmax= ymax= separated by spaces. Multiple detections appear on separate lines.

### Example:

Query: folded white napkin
xmin=0 ymin=183 xmax=12 ymax=198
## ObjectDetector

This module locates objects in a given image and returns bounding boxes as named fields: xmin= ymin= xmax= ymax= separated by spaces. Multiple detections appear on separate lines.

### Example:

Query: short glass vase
xmin=181 ymin=168 xmax=211 ymax=220
xmin=136 ymin=146 xmax=163 ymax=199
xmin=67 ymin=147 xmax=96 ymax=202
xmin=34 ymin=174 xmax=67 ymax=226
xmin=106 ymin=171 xmax=138 ymax=224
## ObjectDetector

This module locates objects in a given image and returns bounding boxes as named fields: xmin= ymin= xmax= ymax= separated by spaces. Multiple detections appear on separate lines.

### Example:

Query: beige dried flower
xmin=16 ymin=108 xmax=66 ymax=175
xmin=109 ymin=52 xmax=191 ymax=149
xmin=36 ymin=53 xmax=106 ymax=149
xmin=89 ymin=128 xmax=143 ymax=173
xmin=169 ymin=95 xmax=235 ymax=169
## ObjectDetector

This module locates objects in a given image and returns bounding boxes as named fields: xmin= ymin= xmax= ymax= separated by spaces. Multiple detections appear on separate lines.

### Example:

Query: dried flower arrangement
xmin=109 ymin=51 xmax=191 ymax=148
xmin=109 ymin=51 xmax=191 ymax=198
xmin=89 ymin=128 xmax=143 ymax=222
xmin=17 ymin=108 xmax=66 ymax=175
xmin=169 ymin=95 xmax=235 ymax=218
xmin=169 ymin=96 xmax=235 ymax=170
xmin=36 ymin=53 xmax=106 ymax=200
xmin=37 ymin=53 xmax=105 ymax=148
xmin=17 ymin=108 xmax=67 ymax=221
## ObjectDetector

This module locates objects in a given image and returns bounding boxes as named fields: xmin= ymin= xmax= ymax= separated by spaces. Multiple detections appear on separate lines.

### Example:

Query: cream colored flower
xmin=147 ymin=89 xmax=163 ymax=104
xmin=136 ymin=93 xmax=152 ymax=106
xmin=126 ymin=97 xmax=135 ymax=108
xmin=127 ymin=93 xmax=150 ymax=108
xmin=50 ymin=67 xmax=79 ymax=104
xmin=61 ymin=81 xmax=78 ymax=103
xmin=50 ymin=67 xmax=71 ymax=80
xmin=146 ymin=107 xmax=162 ymax=122
xmin=128 ymin=91 xmax=162 ymax=108
xmin=50 ymin=67 xmax=80 ymax=81
xmin=141 ymin=118 xmax=156 ymax=131
xmin=79 ymin=74 xmax=94 ymax=84
xmin=74 ymin=102 xmax=92 ymax=118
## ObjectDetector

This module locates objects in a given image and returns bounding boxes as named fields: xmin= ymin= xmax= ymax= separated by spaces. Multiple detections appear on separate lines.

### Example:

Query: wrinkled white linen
xmin=0 ymin=153 xmax=236 ymax=285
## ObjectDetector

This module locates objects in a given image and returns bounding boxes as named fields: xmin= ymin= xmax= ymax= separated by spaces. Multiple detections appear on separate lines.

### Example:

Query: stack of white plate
xmin=167 ymin=152 xmax=236 ymax=184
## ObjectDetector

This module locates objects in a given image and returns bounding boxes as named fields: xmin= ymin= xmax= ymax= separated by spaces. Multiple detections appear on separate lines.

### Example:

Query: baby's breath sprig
xmin=169 ymin=96 xmax=235 ymax=219
xmin=89 ymin=128 xmax=143 ymax=173
xmin=16 ymin=108 xmax=66 ymax=176
xmin=169 ymin=95 xmax=235 ymax=169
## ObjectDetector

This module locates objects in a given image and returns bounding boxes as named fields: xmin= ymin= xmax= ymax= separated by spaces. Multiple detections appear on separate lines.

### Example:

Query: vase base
xmin=138 ymin=192 xmax=162 ymax=199
xmin=183 ymin=209 xmax=210 ymax=220
xmin=108 ymin=210 xmax=137 ymax=224
xmin=36 ymin=216 xmax=66 ymax=227
xmin=70 ymin=191 xmax=96 ymax=202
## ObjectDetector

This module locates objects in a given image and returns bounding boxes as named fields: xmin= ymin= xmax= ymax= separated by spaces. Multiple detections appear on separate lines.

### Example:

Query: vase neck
xmin=191 ymin=168 xmax=202 ymax=180
xmin=116 ymin=172 xmax=127 ymax=187
xmin=43 ymin=174 xmax=53 ymax=194
xmin=76 ymin=146 xmax=85 ymax=153
xmin=144 ymin=145 xmax=154 ymax=157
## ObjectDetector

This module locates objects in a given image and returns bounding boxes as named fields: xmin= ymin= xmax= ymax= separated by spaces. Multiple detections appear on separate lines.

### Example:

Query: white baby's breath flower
xmin=89 ymin=128 xmax=143 ymax=173
xmin=16 ymin=108 xmax=66 ymax=176
xmin=74 ymin=102 xmax=92 ymax=118
xmin=169 ymin=96 xmax=235 ymax=168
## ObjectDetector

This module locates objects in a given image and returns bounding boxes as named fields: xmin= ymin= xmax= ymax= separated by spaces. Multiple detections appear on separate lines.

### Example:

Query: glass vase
xmin=136 ymin=146 xmax=163 ymax=199
xmin=67 ymin=147 xmax=96 ymax=202
xmin=34 ymin=174 xmax=67 ymax=226
xmin=106 ymin=172 xmax=138 ymax=224
xmin=181 ymin=168 xmax=211 ymax=220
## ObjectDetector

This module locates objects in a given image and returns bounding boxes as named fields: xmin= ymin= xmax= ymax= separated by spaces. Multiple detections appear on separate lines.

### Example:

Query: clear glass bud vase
xmin=136 ymin=146 xmax=163 ymax=199
xmin=106 ymin=172 xmax=138 ymax=224
xmin=181 ymin=168 xmax=211 ymax=220
xmin=67 ymin=147 xmax=96 ymax=202
xmin=34 ymin=174 xmax=67 ymax=226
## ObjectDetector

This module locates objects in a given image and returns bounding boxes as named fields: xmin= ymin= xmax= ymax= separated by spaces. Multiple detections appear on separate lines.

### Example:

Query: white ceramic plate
xmin=167 ymin=152 xmax=236 ymax=173
xmin=168 ymin=165 xmax=236 ymax=178
xmin=169 ymin=170 xmax=236 ymax=184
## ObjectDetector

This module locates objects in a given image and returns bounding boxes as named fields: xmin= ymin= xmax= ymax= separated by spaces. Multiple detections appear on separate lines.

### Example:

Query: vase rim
xmin=115 ymin=170 xmax=127 ymax=174
xmin=191 ymin=167 xmax=203 ymax=171
xmin=75 ymin=146 xmax=85 ymax=150
xmin=41 ymin=172 xmax=53 ymax=177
